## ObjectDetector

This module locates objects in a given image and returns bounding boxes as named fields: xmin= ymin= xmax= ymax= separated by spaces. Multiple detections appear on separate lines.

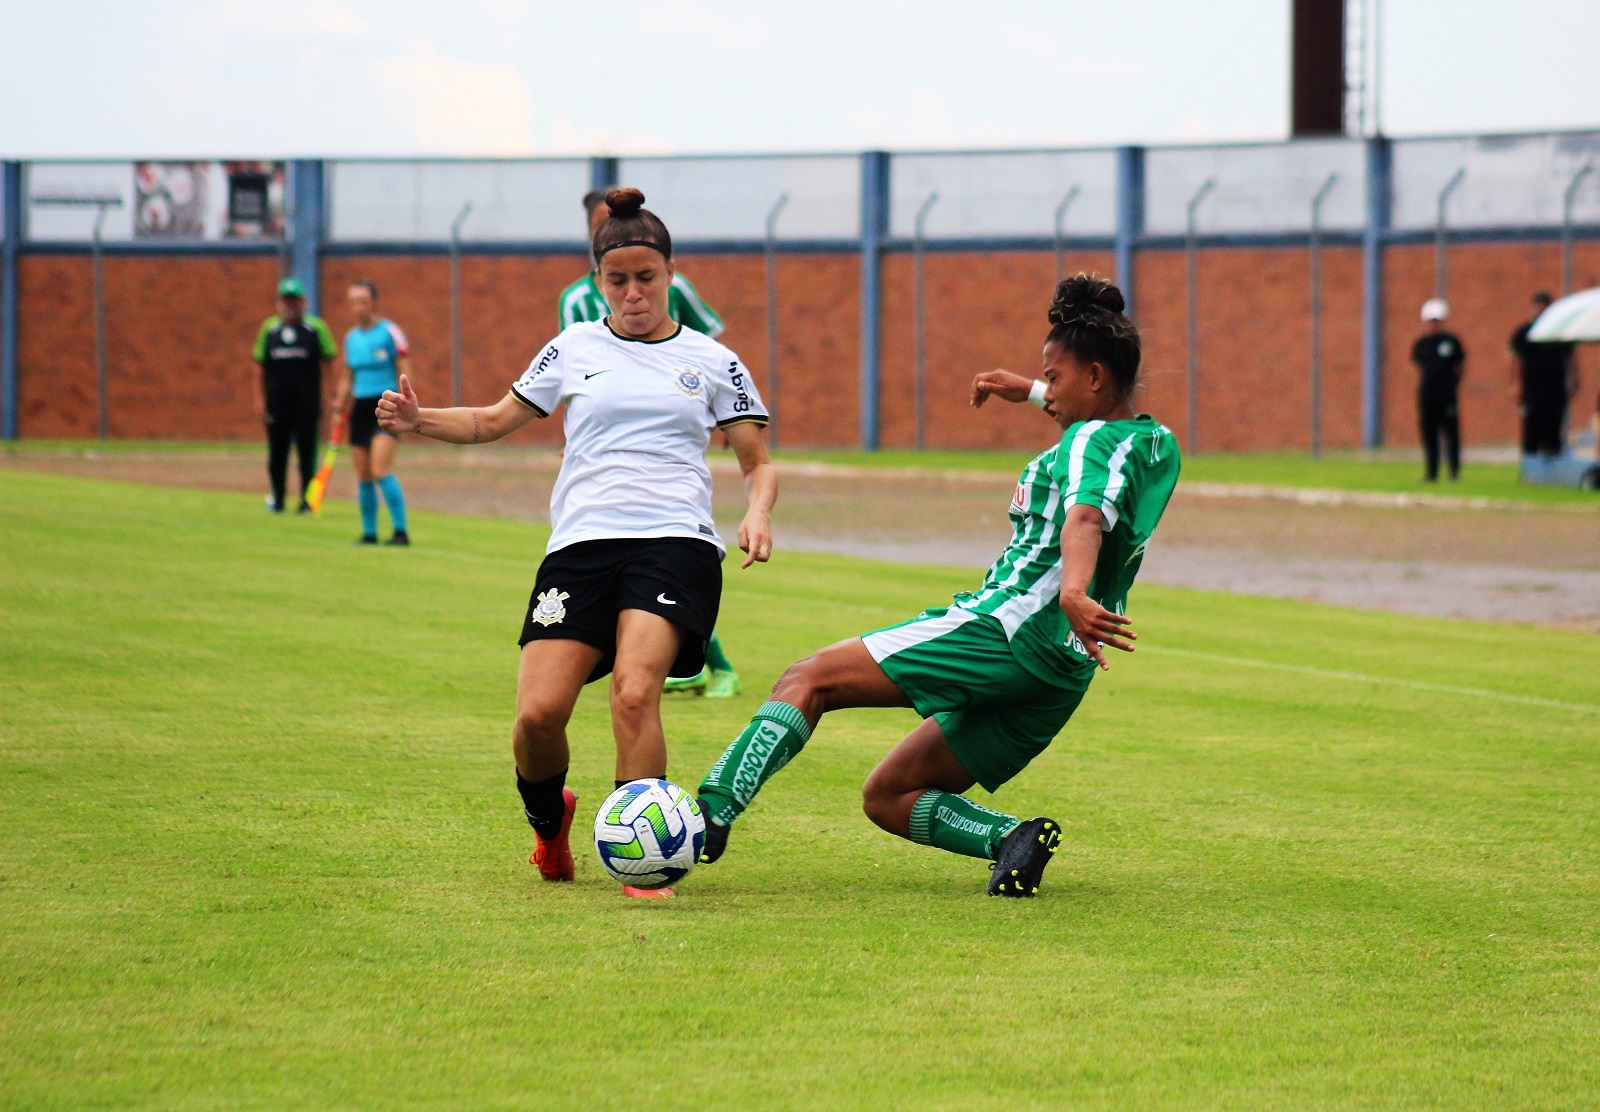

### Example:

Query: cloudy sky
xmin=1 ymin=0 xmax=1595 ymax=157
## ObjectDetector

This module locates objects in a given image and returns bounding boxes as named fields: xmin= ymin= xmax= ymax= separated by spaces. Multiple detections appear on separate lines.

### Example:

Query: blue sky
xmin=1 ymin=0 xmax=1596 ymax=157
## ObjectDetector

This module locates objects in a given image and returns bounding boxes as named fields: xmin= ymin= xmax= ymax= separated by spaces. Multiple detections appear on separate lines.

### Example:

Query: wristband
xmin=1027 ymin=379 xmax=1048 ymax=409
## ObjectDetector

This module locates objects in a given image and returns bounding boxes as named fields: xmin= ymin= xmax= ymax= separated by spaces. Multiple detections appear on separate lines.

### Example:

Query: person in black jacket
xmin=1411 ymin=298 xmax=1466 ymax=482
xmin=1508 ymin=291 xmax=1577 ymax=458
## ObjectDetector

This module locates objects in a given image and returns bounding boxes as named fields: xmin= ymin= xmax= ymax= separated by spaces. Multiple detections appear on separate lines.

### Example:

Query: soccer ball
xmin=593 ymin=779 xmax=705 ymax=889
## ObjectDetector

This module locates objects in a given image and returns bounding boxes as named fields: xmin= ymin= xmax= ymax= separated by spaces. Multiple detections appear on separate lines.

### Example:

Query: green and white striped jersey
xmin=952 ymin=415 xmax=1181 ymax=684
xmin=557 ymin=271 xmax=725 ymax=337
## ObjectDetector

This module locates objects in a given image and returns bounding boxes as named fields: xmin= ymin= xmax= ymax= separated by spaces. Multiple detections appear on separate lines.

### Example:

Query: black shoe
xmin=986 ymin=817 xmax=1061 ymax=898
xmin=296 ymin=500 xmax=312 ymax=514
xmin=384 ymin=531 xmax=410 ymax=547
xmin=357 ymin=534 xmax=378 ymax=545
xmin=265 ymin=495 xmax=285 ymax=514
xmin=698 ymin=801 xmax=730 ymax=864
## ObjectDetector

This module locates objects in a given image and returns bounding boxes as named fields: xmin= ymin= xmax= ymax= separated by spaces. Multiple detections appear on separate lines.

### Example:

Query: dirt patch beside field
xmin=6 ymin=445 xmax=1597 ymax=629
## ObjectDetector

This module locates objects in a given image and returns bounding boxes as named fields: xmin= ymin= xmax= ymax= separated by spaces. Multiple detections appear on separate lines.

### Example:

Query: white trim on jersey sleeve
xmin=382 ymin=319 xmax=410 ymax=356
xmin=511 ymin=338 xmax=566 ymax=417
xmin=671 ymin=272 xmax=725 ymax=338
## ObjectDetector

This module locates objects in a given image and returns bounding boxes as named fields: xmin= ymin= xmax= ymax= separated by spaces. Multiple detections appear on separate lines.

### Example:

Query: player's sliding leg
xmin=861 ymin=720 xmax=1060 ymax=898
xmin=513 ymin=639 xmax=602 ymax=883
xmin=697 ymin=637 xmax=913 ymax=862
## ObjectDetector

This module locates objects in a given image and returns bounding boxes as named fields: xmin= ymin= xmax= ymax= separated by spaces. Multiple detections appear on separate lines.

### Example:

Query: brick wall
xmin=18 ymin=254 xmax=280 ymax=439
xmin=12 ymin=242 xmax=1598 ymax=451
xmin=1132 ymin=244 xmax=1366 ymax=452
xmin=877 ymin=250 xmax=1115 ymax=450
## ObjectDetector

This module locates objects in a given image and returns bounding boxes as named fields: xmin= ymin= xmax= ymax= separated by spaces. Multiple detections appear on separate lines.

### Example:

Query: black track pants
xmin=265 ymin=381 xmax=320 ymax=507
xmin=1419 ymin=392 xmax=1460 ymax=481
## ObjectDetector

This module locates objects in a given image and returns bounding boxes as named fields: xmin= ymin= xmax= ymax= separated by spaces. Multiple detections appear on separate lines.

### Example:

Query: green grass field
xmin=3 ymin=470 xmax=1599 ymax=1109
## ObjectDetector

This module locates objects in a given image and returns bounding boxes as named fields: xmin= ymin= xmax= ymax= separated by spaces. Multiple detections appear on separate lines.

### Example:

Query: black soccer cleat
xmin=698 ymin=801 xmax=730 ymax=865
xmin=385 ymin=531 xmax=410 ymax=547
xmin=986 ymin=817 xmax=1061 ymax=898
xmin=357 ymin=534 xmax=378 ymax=545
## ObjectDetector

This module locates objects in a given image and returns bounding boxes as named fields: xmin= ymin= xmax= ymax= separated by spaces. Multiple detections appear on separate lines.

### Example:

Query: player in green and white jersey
xmin=559 ymin=189 xmax=741 ymax=698
xmin=696 ymin=274 xmax=1180 ymax=897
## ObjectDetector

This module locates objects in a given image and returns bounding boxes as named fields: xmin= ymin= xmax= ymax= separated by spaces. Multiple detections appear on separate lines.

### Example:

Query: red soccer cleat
xmin=622 ymin=885 xmax=674 ymax=899
xmin=528 ymin=787 xmax=577 ymax=882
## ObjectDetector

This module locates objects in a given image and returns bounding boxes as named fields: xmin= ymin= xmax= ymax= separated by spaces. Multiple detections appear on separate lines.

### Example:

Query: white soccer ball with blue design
xmin=593 ymin=779 xmax=705 ymax=889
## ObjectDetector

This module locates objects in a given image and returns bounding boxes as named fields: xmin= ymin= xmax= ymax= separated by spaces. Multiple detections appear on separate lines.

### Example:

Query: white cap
xmin=1421 ymin=298 xmax=1449 ymax=321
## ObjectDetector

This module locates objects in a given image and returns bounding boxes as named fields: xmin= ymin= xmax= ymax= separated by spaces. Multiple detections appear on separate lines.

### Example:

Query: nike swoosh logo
xmin=583 ymin=370 xmax=611 ymax=380
xmin=656 ymin=593 xmax=677 ymax=605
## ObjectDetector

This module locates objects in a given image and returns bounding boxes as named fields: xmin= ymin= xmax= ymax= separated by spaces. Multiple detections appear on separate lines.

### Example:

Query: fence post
xmin=859 ymin=151 xmax=889 ymax=451
xmin=1562 ymin=161 xmax=1594 ymax=296
xmin=449 ymin=203 xmax=473 ymax=409
xmin=289 ymin=160 xmax=324 ymax=315
xmin=93 ymin=203 xmax=110 ymax=440
xmin=1434 ymin=167 xmax=1465 ymax=302
xmin=589 ymin=157 xmax=619 ymax=194
xmin=1309 ymin=172 xmax=1339 ymax=456
xmin=1053 ymin=185 xmax=1079 ymax=285
xmin=1361 ymin=137 xmax=1390 ymax=447
xmin=764 ymin=194 xmax=788 ymax=449
xmin=912 ymin=192 xmax=937 ymax=451
xmin=1114 ymin=147 xmax=1144 ymax=317
xmin=1185 ymin=179 xmax=1215 ymax=455
xmin=1 ymin=161 xmax=20 ymax=441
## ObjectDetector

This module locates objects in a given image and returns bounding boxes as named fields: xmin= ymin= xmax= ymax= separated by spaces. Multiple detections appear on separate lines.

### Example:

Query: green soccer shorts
xmin=860 ymin=607 xmax=1090 ymax=792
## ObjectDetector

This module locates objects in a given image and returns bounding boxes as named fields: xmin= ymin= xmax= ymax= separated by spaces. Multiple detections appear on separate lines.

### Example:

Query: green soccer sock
xmin=907 ymin=790 xmax=1020 ymax=860
xmin=704 ymin=631 xmax=734 ymax=673
xmin=698 ymin=700 xmax=812 ymax=826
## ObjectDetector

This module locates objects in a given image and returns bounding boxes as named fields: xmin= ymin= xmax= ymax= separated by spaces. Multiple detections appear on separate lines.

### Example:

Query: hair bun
xmin=604 ymin=187 xmax=646 ymax=218
xmin=1048 ymin=273 xmax=1124 ymax=326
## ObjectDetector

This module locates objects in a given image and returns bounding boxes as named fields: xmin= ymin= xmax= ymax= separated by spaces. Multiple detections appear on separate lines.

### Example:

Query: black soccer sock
xmin=516 ymin=768 xmax=568 ymax=840
xmin=615 ymin=780 xmax=628 ymax=790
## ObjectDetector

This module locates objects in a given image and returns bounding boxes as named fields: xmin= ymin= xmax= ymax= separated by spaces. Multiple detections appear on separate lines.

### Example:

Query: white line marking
xmin=1145 ymin=645 xmax=1600 ymax=715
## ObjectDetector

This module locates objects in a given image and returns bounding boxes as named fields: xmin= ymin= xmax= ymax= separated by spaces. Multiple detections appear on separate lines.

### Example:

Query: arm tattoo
xmin=471 ymin=413 xmax=482 ymax=443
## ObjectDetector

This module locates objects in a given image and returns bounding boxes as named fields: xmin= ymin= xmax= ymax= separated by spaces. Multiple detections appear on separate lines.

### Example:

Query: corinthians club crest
xmin=674 ymin=368 xmax=704 ymax=396
xmin=531 ymin=588 xmax=569 ymax=626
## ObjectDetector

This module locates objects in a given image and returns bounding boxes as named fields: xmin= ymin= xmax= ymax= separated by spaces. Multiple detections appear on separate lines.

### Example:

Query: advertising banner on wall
xmin=26 ymin=161 xmax=287 ymax=241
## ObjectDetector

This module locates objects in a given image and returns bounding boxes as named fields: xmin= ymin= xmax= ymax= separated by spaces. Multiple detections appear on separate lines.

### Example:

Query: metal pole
xmin=1562 ymin=161 xmax=1593 ymax=296
xmin=1185 ymin=179 xmax=1215 ymax=456
xmin=1053 ymin=185 xmax=1080 ymax=285
xmin=913 ymin=191 xmax=938 ymax=451
xmin=1372 ymin=0 xmax=1384 ymax=136
xmin=858 ymin=152 xmax=889 ymax=451
xmin=1309 ymin=172 xmax=1339 ymax=457
xmin=764 ymin=193 xmax=788 ymax=450
xmin=1434 ymin=168 xmax=1465 ymax=301
xmin=93 ymin=202 xmax=109 ymax=441
xmin=449 ymin=202 xmax=472 ymax=409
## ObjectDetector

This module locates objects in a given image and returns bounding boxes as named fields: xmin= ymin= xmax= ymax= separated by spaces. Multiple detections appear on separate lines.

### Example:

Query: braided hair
xmin=1046 ymin=274 xmax=1141 ymax=400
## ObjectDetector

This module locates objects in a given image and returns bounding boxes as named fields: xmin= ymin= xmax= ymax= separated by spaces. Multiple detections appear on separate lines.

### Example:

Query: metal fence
xmin=6 ymin=128 xmax=1600 ymax=446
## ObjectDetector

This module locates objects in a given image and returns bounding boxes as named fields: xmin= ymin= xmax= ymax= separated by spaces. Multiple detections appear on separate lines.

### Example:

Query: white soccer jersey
xmin=511 ymin=320 xmax=768 ymax=554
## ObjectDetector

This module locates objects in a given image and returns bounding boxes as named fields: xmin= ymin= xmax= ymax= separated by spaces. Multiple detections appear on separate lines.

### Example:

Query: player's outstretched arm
xmin=725 ymin=420 xmax=777 ymax=569
xmin=1058 ymin=503 xmax=1135 ymax=671
xmin=376 ymin=374 xmax=536 ymax=444
xmin=970 ymin=369 xmax=1038 ymax=409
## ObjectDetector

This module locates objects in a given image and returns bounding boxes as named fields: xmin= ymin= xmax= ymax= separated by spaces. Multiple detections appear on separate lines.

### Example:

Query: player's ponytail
xmin=1046 ymin=273 xmax=1141 ymax=399
xmin=592 ymin=187 xmax=673 ymax=263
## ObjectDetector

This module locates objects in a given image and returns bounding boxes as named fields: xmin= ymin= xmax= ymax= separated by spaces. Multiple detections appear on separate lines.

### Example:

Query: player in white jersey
xmin=377 ymin=188 xmax=777 ymax=899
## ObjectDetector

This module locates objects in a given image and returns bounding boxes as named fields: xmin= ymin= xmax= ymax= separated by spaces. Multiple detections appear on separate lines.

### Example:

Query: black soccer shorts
xmin=518 ymin=537 xmax=723 ymax=682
